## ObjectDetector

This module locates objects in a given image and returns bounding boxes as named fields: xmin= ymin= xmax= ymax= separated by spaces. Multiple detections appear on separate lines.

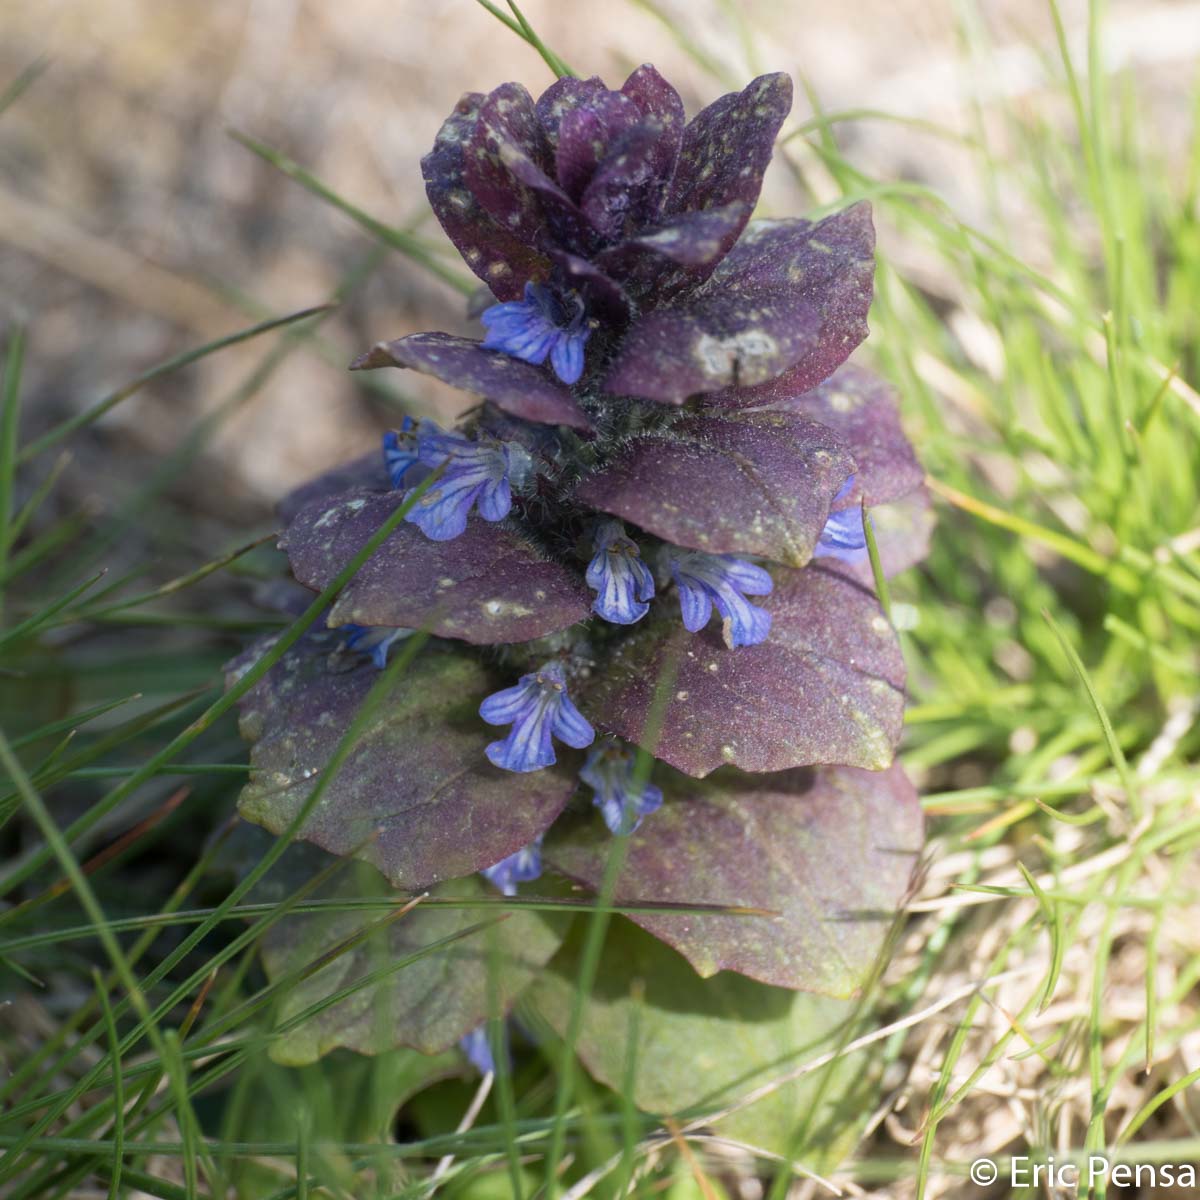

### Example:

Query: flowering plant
xmin=228 ymin=65 xmax=930 ymax=1129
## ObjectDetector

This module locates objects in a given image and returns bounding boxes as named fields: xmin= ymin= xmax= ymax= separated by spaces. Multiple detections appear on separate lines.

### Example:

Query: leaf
xmin=594 ymin=202 xmax=750 ymax=302
xmin=666 ymin=73 xmax=792 ymax=219
xmin=421 ymin=92 xmax=552 ymax=300
xmin=574 ymin=409 xmax=854 ymax=566
xmin=231 ymin=636 xmax=577 ymax=889
xmin=546 ymin=762 xmax=921 ymax=994
xmin=466 ymin=81 xmax=594 ymax=254
xmin=277 ymin=452 xmax=389 ymax=524
xmin=526 ymin=917 xmax=876 ymax=1160
xmin=586 ymin=565 xmax=905 ymax=777
xmin=604 ymin=205 xmax=875 ymax=404
xmin=712 ymin=362 xmax=923 ymax=506
xmin=554 ymin=89 xmax=641 ymax=198
xmin=281 ymin=489 xmax=590 ymax=644
xmin=351 ymin=333 xmax=591 ymax=430
xmin=255 ymin=847 xmax=564 ymax=1064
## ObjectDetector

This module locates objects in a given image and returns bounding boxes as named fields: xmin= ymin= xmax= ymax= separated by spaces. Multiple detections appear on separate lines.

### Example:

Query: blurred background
xmin=3 ymin=0 xmax=1198 ymax=525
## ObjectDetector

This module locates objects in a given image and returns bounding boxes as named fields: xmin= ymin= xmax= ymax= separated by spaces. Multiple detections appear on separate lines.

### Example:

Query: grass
xmin=2 ymin=0 xmax=1199 ymax=1196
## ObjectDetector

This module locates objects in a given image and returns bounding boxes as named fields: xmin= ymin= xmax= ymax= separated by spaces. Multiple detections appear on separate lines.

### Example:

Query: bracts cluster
xmin=227 ymin=65 xmax=932 ymax=1068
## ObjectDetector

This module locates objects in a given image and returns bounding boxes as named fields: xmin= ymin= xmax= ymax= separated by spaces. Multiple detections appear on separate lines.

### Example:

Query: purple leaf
xmin=604 ymin=204 xmax=875 ymax=403
xmin=465 ymin=82 xmax=594 ymax=255
xmin=351 ymin=333 xmax=591 ymax=430
xmin=230 ymin=635 xmax=577 ymax=891
xmin=281 ymin=489 xmax=590 ymax=644
xmin=586 ymin=565 xmax=905 ymax=777
xmin=575 ymin=410 xmax=855 ymax=566
xmin=422 ymin=92 xmax=552 ymax=300
xmin=580 ymin=122 xmax=676 ymax=242
xmin=594 ymin=202 xmax=750 ymax=300
xmin=666 ymin=72 xmax=792 ymax=217
xmin=555 ymin=90 xmax=640 ymax=199
xmin=619 ymin=63 xmax=685 ymax=174
xmin=251 ymin=845 xmax=564 ymax=1063
xmin=547 ymin=761 xmax=922 ymax=993
xmin=535 ymin=75 xmax=611 ymax=144
xmin=277 ymin=452 xmax=390 ymax=525
xmin=709 ymin=362 xmax=922 ymax=506
xmin=548 ymin=250 xmax=632 ymax=325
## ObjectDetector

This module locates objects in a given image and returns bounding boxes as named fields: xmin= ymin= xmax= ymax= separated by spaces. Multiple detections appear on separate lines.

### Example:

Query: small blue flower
xmin=406 ymin=423 xmax=531 ymax=542
xmin=481 ymin=837 xmax=544 ymax=895
xmin=815 ymin=475 xmax=868 ymax=562
xmin=341 ymin=624 xmax=412 ymax=669
xmin=669 ymin=549 xmax=773 ymax=648
xmin=459 ymin=1025 xmax=496 ymax=1074
xmin=480 ymin=660 xmax=595 ymax=773
xmin=481 ymin=282 xmax=591 ymax=385
xmin=585 ymin=520 xmax=656 ymax=625
xmin=382 ymin=416 xmax=420 ymax=489
xmin=580 ymin=738 xmax=663 ymax=835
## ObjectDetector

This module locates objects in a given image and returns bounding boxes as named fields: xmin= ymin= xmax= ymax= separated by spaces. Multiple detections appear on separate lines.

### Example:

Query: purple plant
xmin=228 ymin=65 xmax=932 ymax=1069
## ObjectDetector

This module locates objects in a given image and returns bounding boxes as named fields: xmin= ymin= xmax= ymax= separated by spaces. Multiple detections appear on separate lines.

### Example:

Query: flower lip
xmin=481 ymin=282 xmax=592 ymax=385
xmin=580 ymin=738 xmax=664 ymax=835
xmin=585 ymin=519 xmax=656 ymax=625
xmin=669 ymin=549 xmax=773 ymax=648
xmin=403 ymin=422 xmax=530 ymax=542
xmin=480 ymin=660 xmax=595 ymax=773
xmin=815 ymin=474 xmax=868 ymax=561
xmin=340 ymin=624 xmax=412 ymax=669
xmin=481 ymin=836 xmax=544 ymax=895
xmin=382 ymin=416 xmax=420 ymax=489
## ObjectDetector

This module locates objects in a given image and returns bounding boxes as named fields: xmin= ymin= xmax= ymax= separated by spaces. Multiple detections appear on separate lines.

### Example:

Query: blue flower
xmin=382 ymin=416 xmax=420 ymax=489
xmin=459 ymin=1025 xmax=496 ymax=1074
xmin=580 ymin=738 xmax=663 ymax=835
xmin=669 ymin=549 xmax=773 ymax=648
xmin=585 ymin=520 xmax=656 ymax=625
xmin=480 ymin=660 xmax=595 ymax=773
xmin=406 ymin=423 xmax=531 ymax=542
xmin=815 ymin=475 xmax=868 ymax=562
xmin=340 ymin=624 xmax=412 ymax=669
xmin=480 ymin=282 xmax=591 ymax=385
xmin=481 ymin=837 xmax=544 ymax=895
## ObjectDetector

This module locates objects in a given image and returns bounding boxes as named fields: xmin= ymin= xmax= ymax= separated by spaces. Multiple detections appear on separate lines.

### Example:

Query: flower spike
xmin=580 ymin=738 xmax=663 ymax=835
xmin=480 ymin=661 xmax=595 ymax=773
xmin=585 ymin=520 xmax=656 ymax=625
xmin=669 ymin=549 xmax=773 ymax=648
xmin=481 ymin=282 xmax=591 ymax=385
